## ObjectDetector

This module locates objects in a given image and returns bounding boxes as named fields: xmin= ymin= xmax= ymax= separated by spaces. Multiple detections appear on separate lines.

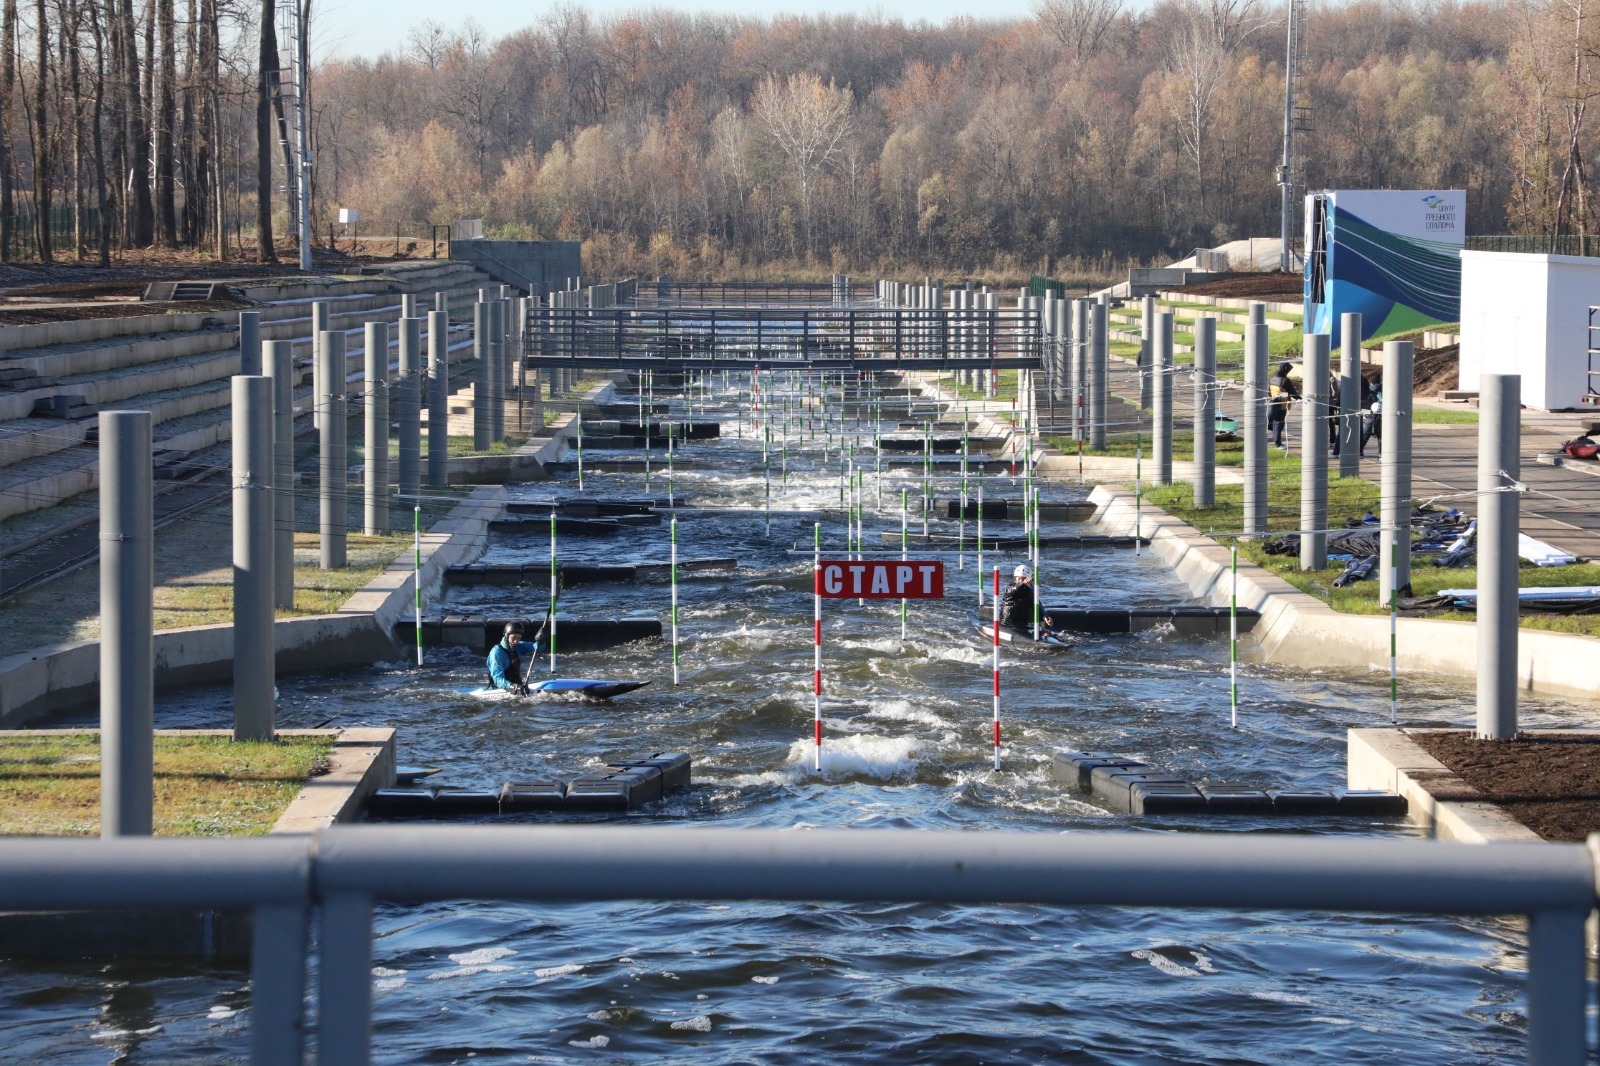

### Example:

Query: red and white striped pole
xmin=813 ymin=521 xmax=823 ymax=771
xmin=991 ymin=566 xmax=1002 ymax=771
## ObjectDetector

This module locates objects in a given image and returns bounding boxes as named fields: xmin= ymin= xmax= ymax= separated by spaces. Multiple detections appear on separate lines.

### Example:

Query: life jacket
xmin=999 ymin=583 xmax=1034 ymax=630
xmin=488 ymin=641 xmax=524 ymax=688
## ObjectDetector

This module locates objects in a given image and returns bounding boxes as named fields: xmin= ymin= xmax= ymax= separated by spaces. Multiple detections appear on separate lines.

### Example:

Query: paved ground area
xmin=1072 ymin=356 xmax=1600 ymax=561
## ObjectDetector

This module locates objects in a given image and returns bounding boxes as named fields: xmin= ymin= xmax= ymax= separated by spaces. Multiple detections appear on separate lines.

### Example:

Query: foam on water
xmin=671 ymin=1016 xmax=714 ymax=1032
xmin=783 ymin=733 xmax=926 ymax=780
xmin=534 ymin=963 xmax=585 ymax=979
xmin=1131 ymin=948 xmax=1217 ymax=977
xmin=450 ymin=947 xmax=515 ymax=967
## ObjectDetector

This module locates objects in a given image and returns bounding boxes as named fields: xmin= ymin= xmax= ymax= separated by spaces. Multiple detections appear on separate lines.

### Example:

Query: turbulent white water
xmin=9 ymin=375 xmax=1594 ymax=1064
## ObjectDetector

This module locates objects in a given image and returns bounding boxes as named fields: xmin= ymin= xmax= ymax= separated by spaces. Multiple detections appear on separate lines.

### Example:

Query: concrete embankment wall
xmin=1086 ymin=483 xmax=1600 ymax=701
xmin=0 ymin=488 xmax=504 ymax=727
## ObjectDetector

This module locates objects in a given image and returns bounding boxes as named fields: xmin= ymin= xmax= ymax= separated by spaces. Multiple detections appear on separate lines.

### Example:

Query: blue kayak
xmin=462 ymin=680 xmax=651 ymax=700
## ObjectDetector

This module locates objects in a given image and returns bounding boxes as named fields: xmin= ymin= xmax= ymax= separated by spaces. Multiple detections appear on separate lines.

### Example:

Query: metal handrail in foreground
xmin=1 ymin=827 xmax=1594 ymax=1065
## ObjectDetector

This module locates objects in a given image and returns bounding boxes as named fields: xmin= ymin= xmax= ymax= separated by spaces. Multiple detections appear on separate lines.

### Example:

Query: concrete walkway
xmin=1063 ymin=355 xmax=1600 ymax=561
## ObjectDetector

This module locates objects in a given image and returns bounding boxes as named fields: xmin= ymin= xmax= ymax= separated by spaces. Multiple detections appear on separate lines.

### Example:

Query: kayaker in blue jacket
xmin=487 ymin=620 xmax=541 ymax=695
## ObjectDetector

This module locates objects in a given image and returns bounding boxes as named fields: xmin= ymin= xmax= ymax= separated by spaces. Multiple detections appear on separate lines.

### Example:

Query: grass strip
xmin=0 ymin=733 xmax=334 ymax=836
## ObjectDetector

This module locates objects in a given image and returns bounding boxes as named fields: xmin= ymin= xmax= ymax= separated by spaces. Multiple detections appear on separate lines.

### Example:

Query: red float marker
xmin=992 ymin=566 xmax=1002 ymax=771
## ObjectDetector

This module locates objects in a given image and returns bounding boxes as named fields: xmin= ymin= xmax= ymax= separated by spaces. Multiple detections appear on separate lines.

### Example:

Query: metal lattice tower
xmin=1278 ymin=0 xmax=1311 ymax=272
xmin=273 ymin=0 xmax=313 ymax=271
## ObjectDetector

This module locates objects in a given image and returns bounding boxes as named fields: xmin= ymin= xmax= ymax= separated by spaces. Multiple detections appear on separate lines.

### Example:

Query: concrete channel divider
xmin=0 ymin=486 xmax=505 ymax=728
xmin=1346 ymin=728 xmax=1542 ymax=844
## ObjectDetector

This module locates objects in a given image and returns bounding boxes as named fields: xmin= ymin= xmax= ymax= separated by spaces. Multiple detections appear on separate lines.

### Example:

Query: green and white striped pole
xmin=1230 ymin=544 xmax=1238 ymax=728
xmin=414 ymin=504 xmax=423 ymax=666
xmin=549 ymin=510 xmax=558 ymax=674
xmin=1390 ymin=537 xmax=1399 ymax=725
xmin=671 ymin=515 xmax=679 ymax=685
xmin=1135 ymin=429 xmax=1143 ymax=558
xmin=576 ymin=408 xmax=584 ymax=491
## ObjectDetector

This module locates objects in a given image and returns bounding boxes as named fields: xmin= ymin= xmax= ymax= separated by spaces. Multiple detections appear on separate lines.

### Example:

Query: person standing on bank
xmin=487 ymin=619 xmax=543 ymax=695
xmin=1267 ymin=362 xmax=1298 ymax=449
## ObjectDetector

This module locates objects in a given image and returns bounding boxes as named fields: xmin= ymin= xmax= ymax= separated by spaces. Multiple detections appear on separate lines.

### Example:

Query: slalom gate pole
xmin=764 ymin=451 xmax=771 ymax=533
xmin=671 ymin=515 xmax=680 ymax=685
xmin=901 ymin=488 xmax=909 ymax=643
xmin=667 ymin=426 xmax=675 ymax=508
xmin=976 ymin=473 xmax=985 ymax=606
xmin=1390 ymin=537 xmax=1399 ymax=725
xmin=1077 ymin=388 xmax=1085 ymax=485
xmin=813 ymin=521 xmax=823 ymax=771
xmin=1230 ymin=545 xmax=1239 ymax=728
xmin=643 ymin=370 xmax=652 ymax=492
xmin=414 ymin=505 xmax=423 ymax=666
xmin=549 ymin=510 xmax=558 ymax=674
xmin=959 ymin=430 xmax=968 ymax=570
xmin=1032 ymin=485 xmax=1041 ymax=641
xmin=576 ymin=409 xmax=584 ymax=490
xmin=992 ymin=566 xmax=1002 ymax=772
xmin=1134 ymin=430 xmax=1143 ymax=558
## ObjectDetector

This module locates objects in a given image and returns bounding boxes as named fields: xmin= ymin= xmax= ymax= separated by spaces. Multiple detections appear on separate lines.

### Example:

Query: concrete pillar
xmin=435 ymin=291 xmax=449 ymax=316
xmin=1243 ymin=309 xmax=1269 ymax=536
xmin=1051 ymin=295 xmax=1068 ymax=403
xmin=401 ymin=293 xmax=417 ymax=319
xmin=1477 ymin=373 xmax=1521 ymax=740
xmin=1090 ymin=301 xmax=1108 ymax=449
xmin=239 ymin=311 xmax=262 ymax=375
xmin=319 ymin=330 xmax=347 ymax=569
xmin=233 ymin=374 xmax=276 ymax=742
xmin=364 ymin=322 xmax=390 ymax=535
xmin=1153 ymin=311 xmax=1173 ymax=485
xmin=265 ymin=341 xmax=296 ymax=610
xmin=1339 ymin=312 xmax=1363 ymax=478
xmin=1139 ymin=295 xmax=1155 ymax=410
xmin=398 ymin=317 xmax=422 ymax=501
xmin=1193 ymin=316 xmax=1216 ymax=508
xmin=1300 ymin=333 xmax=1329 ymax=570
xmin=473 ymin=302 xmax=491 ymax=451
xmin=487 ymin=300 xmax=505 ymax=440
xmin=311 ymin=301 xmax=330 ymax=430
xmin=1379 ymin=340 xmax=1415 ymax=600
xmin=427 ymin=310 xmax=449 ymax=488
xmin=99 ymin=410 xmax=153 ymax=837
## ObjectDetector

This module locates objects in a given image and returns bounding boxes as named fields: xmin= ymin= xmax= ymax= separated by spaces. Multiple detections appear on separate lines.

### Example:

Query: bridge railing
xmin=520 ymin=305 xmax=1045 ymax=370
xmin=1 ymin=826 xmax=1594 ymax=1066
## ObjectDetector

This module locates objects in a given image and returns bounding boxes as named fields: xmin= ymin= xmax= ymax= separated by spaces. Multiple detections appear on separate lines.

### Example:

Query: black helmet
xmin=503 ymin=620 xmax=526 ymax=637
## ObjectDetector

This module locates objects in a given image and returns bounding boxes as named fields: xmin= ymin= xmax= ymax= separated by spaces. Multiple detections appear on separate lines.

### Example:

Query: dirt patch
xmin=1413 ymin=344 xmax=1459 ymax=395
xmin=1172 ymin=272 xmax=1304 ymax=299
xmin=1409 ymin=729 xmax=1600 ymax=842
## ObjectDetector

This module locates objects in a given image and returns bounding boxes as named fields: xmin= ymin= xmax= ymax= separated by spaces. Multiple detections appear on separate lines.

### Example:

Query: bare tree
xmin=256 ymin=0 xmax=276 ymax=260
xmin=751 ymin=72 xmax=852 ymax=257
xmin=1032 ymin=0 xmax=1124 ymax=60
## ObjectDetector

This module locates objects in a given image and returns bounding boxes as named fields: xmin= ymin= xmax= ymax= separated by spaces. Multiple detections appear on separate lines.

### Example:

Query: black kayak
xmin=967 ymin=610 xmax=1077 ymax=648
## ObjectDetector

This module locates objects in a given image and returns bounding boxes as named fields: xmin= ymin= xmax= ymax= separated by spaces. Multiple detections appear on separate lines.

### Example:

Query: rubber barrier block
xmin=564 ymin=774 xmax=635 ymax=812
xmin=432 ymin=790 xmax=503 ymax=815
xmin=945 ymin=500 xmax=1011 ymax=520
xmin=559 ymin=565 xmax=638 ymax=585
xmin=1199 ymin=785 xmax=1275 ymax=814
xmin=499 ymin=780 xmax=566 ymax=813
xmin=367 ymin=788 xmax=437 ymax=818
xmin=1267 ymin=790 xmax=1342 ymax=815
xmin=1051 ymin=751 xmax=1146 ymax=789
xmin=613 ymin=766 xmax=664 ymax=805
xmin=1129 ymin=782 xmax=1210 ymax=815
xmin=1091 ymin=767 xmax=1189 ymax=811
xmin=611 ymin=752 xmax=692 ymax=793
xmin=1040 ymin=610 xmax=1134 ymax=635
xmin=1335 ymin=790 xmax=1408 ymax=816
xmin=1167 ymin=606 xmax=1224 ymax=637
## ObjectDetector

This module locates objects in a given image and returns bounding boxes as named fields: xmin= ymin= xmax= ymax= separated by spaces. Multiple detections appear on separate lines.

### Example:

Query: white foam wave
xmin=427 ymin=965 xmax=512 ymax=980
xmin=374 ymin=977 xmax=407 ymax=993
xmin=206 ymin=1006 xmax=237 ymax=1020
xmin=783 ymin=733 xmax=925 ymax=781
xmin=671 ymin=1016 xmax=714 ymax=1032
xmin=751 ymin=975 xmax=780 ymax=985
xmin=867 ymin=698 xmax=955 ymax=729
xmin=1131 ymin=948 xmax=1215 ymax=977
xmin=450 ymin=946 xmax=514 ymax=967
xmin=535 ymin=963 xmax=585 ymax=979
xmin=1252 ymin=990 xmax=1312 ymax=1005
xmin=569 ymin=1035 xmax=611 ymax=1048
xmin=371 ymin=966 xmax=407 ymax=978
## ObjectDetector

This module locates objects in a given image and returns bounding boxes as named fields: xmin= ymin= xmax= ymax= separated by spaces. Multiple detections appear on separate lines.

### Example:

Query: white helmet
xmin=1014 ymin=563 xmax=1032 ymax=582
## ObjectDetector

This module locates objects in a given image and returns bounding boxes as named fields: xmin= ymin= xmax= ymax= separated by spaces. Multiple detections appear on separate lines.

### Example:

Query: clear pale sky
xmin=317 ymin=0 xmax=1037 ymax=60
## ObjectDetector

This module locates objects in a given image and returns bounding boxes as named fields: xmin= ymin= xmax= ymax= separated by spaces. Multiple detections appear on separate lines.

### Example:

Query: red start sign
xmin=816 ymin=560 xmax=944 ymax=599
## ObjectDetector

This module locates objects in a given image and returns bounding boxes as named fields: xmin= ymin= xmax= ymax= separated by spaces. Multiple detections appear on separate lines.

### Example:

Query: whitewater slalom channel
xmin=5 ymin=372 xmax=1597 ymax=1063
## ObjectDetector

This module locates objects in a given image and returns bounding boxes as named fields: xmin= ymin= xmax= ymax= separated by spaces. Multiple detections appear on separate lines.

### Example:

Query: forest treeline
xmin=5 ymin=0 xmax=1595 ymax=274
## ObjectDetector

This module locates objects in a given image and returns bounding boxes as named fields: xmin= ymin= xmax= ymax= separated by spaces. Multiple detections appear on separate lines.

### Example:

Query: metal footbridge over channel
xmin=520 ymin=304 xmax=1045 ymax=373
